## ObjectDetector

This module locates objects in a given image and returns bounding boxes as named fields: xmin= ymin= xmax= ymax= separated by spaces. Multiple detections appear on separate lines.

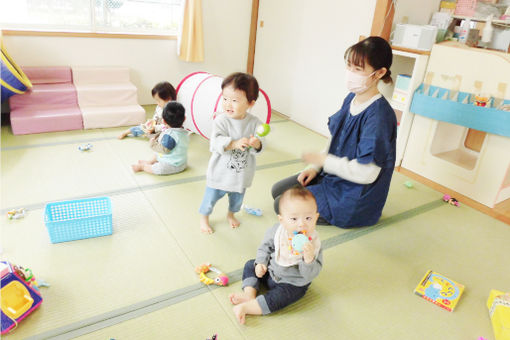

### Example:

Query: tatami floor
xmin=1 ymin=106 xmax=509 ymax=340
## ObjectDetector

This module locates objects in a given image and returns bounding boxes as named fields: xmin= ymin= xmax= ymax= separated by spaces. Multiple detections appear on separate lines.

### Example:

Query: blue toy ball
xmin=291 ymin=233 xmax=309 ymax=253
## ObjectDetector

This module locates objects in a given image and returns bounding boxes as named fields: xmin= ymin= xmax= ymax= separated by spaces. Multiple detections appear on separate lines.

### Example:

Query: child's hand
xmin=248 ymin=135 xmax=261 ymax=150
xmin=255 ymin=263 xmax=267 ymax=278
xmin=302 ymin=242 xmax=315 ymax=264
xmin=234 ymin=137 xmax=250 ymax=151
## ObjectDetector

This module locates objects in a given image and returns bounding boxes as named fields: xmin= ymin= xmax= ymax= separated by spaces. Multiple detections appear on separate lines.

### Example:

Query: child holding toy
xmin=118 ymin=81 xmax=176 ymax=139
xmin=131 ymin=101 xmax=189 ymax=175
xmin=229 ymin=185 xmax=323 ymax=324
xmin=199 ymin=72 xmax=264 ymax=234
xmin=272 ymin=36 xmax=397 ymax=228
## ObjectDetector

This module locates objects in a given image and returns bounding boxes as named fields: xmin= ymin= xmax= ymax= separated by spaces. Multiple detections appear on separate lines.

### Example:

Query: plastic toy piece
xmin=78 ymin=143 xmax=92 ymax=151
xmin=288 ymin=231 xmax=312 ymax=255
xmin=256 ymin=123 xmax=271 ymax=137
xmin=195 ymin=263 xmax=229 ymax=286
xmin=1 ymin=261 xmax=43 ymax=335
xmin=404 ymin=181 xmax=413 ymax=188
xmin=7 ymin=208 xmax=26 ymax=220
xmin=442 ymin=194 xmax=460 ymax=207
xmin=206 ymin=334 xmax=218 ymax=340
xmin=242 ymin=204 xmax=262 ymax=216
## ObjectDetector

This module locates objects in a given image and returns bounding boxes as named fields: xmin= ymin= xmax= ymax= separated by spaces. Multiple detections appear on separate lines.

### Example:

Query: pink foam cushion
xmin=22 ymin=66 xmax=72 ymax=84
xmin=74 ymin=83 xmax=138 ymax=107
xmin=81 ymin=105 xmax=145 ymax=129
xmin=10 ymin=106 xmax=83 ymax=135
xmin=72 ymin=67 xmax=130 ymax=85
xmin=9 ymin=83 xmax=78 ymax=109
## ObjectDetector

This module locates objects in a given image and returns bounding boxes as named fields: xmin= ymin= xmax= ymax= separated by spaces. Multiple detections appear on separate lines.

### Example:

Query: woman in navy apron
xmin=272 ymin=36 xmax=397 ymax=228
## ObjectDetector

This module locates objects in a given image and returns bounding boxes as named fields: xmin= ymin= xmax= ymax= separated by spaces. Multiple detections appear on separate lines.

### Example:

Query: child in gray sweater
xmin=199 ymin=72 xmax=264 ymax=234
xmin=229 ymin=185 xmax=323 ymax=324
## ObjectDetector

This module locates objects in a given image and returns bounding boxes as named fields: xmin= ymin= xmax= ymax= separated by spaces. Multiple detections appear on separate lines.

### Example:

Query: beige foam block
xmin=1 ymin=140 xmax=137 ymax=209
xmin=213 ymin=203 xmax=508 ymax=339
xmin=73 ymin=292 xmax=243 ymax=340
xmin=1 ymin=192 xmax=198 ymax=339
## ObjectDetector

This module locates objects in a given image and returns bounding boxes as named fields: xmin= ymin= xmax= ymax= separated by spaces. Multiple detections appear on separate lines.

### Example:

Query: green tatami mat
xmin=1 ymin=192 xmax=199 ymax=339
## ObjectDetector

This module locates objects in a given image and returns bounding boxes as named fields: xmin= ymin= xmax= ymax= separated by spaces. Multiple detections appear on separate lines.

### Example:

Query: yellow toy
xmin=487 ymin=289 xmax=510 ymax=340
xmin=195 ymin=263 xmax=229 ymax=286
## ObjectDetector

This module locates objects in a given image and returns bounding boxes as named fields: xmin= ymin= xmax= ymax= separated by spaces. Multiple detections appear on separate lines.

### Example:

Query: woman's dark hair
xmin=152 ymin=81 xmax=176 ymax=101
xmin=344 ymin=36 xmax=393 ymax=84
xmin=162 ymin=102 xmax=185 ymax=128
xmin=221 ymin=72 xmax=259 ymax=103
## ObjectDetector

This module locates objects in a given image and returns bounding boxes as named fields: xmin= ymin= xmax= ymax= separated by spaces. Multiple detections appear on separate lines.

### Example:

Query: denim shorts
xmin=199 ymin=187 xmax=245 ymax=215
xmin=129 ymin=126 xmax=145 ymax=137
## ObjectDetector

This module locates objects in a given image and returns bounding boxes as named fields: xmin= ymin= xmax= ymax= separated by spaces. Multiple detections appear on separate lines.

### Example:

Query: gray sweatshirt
xmin=255 ymin=224 xmax=323 ymax=287
xmin=206 ymin=113 xmax=264 ymax=193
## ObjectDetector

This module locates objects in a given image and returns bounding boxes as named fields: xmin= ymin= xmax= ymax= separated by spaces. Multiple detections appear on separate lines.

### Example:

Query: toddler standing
xmin=199 ymin=72 xmax=264 ymax=234
xmin=131 ymin=102 xmax=189 ymax=175
xmin=119 ymin=81 xmax=176 ymax=139
xmin=229 ymin=185 xmax=323 ymax=324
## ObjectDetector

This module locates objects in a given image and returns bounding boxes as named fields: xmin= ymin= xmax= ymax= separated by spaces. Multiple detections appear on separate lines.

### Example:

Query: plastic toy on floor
xmin=195 ymin=263 xmax=229 ymax=286
xmin=78 ymin=143 xmax=93 ymax=151
xmin=404 ymin=181 xmax=414 ymax=188
xmin=1 ymin=261 xmax=43 ymax=335
xmin=242 ymin=204 xmax=262 ymax=216
xmin=206 ymin=334 xmax=218 ymax=340
xmin=442 ymin=194 xmax=460 ymax=207
xmin=7 ymin=208 xmax=26 ymax=220
xmin=289 ymin=231 xmax=312 ymax=255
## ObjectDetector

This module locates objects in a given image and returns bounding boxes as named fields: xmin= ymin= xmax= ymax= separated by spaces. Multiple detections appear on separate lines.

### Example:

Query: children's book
xmin=414 ymin=270 xmax=465 ymax=312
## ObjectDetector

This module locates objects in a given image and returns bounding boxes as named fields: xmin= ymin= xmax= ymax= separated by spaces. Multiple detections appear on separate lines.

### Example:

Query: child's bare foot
xmin=233 ymin=304 xmax=247 ymax=325
xmin=118 ymin=131 xmax=129 ymax=139
xmin=131 ymin=164 xmax=143 ymax=172
xmin=229 ymin=292 xmax=252 ymax=305
xmin=200 ymin=215 xmax=214 ymax=234
xmin=227 ymin=212 xmax=240 ymax=229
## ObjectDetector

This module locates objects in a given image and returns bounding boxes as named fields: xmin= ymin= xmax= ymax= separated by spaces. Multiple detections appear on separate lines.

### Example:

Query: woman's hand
xmin=302 ymin=152 xmax=326 ymax=167
xmin=297 ymin=168 xmax=318 ymax=186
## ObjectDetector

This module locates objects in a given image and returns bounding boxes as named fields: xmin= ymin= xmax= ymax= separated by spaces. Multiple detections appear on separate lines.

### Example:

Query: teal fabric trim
xmin=410 ymin=84 xmax=510 ymax=138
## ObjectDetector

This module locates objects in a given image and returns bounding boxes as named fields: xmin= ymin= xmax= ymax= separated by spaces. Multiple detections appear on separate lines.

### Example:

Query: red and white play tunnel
xmin=176 ymin=72 xmax=271 ymax=139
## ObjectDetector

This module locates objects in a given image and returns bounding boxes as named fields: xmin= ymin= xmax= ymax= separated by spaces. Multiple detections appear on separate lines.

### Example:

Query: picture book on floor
xmin=414 ymin=270 xmax=465 ymax=312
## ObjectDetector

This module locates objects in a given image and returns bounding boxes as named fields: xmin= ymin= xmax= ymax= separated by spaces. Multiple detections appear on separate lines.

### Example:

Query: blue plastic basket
xmin=44 ymin=197 xmax=112 ymax=243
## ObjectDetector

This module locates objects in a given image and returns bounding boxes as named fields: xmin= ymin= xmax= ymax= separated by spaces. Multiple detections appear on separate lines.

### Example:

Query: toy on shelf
xmin=7 ymin=208 xmax=26 ymax=220
xmin=442 ymin=194 xmax=460 ymax=207
xmin=474 ymin=95 xmax=490 ymax=107
xmin=78 ymin=143 xmax=93 ymax=151
xmin=1 ymin=261 xmax=43 ymax=335
xmin=195 ymin=263 xmax=229 ymax=286
xmin=414 ymin=270 xmax=465 ymax=312
xmin=288 ymin=231 xmax=312 ymax=255
xmin=242 ymin=205 xmax=262 ymax=216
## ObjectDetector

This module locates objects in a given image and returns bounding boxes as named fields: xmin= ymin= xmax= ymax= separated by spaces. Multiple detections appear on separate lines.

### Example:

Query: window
xmin=0 ymin=0 xmax=182 ymax=36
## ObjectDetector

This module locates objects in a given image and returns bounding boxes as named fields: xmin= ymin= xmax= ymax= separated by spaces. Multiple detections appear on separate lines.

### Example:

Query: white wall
xmin=254 ymin=0 xmax=377 ymax=136
xmin=393 ymin=0 xmax=441 ymax=27
xmin=2 ymin=0 xmax=252 ymax=105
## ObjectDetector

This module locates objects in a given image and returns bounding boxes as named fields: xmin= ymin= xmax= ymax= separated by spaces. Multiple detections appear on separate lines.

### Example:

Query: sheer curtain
xmin=177 ymin=0 xmax=204 ymax=62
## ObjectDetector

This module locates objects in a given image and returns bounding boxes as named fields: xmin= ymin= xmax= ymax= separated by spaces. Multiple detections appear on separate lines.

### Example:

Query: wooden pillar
xmin=247 ymin=0 xmax=259 ymax=75
xmin=370 ymin=0 xmax=395 ymax=41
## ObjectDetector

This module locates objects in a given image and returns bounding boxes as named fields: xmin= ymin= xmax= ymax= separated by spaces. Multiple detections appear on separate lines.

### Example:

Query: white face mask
xmin=345 ymin=69 xmax=377 ymax=94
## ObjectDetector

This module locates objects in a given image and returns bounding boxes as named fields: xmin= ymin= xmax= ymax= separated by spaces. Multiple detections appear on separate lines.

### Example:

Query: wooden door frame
xmin=246 ymin=0 xmax=394 ymax=74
